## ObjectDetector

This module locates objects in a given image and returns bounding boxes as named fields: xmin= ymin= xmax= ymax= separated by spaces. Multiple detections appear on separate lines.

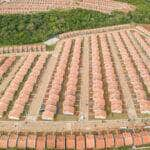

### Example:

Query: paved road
xmin=0 ymin=119 xmax=148 ymax=133
xmin=79 ymin=37 xmax=90 ymax=121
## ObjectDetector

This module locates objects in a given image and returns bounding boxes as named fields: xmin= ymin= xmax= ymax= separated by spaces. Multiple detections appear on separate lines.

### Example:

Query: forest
xmin=0 ymin=0 xmax=149 ymax=46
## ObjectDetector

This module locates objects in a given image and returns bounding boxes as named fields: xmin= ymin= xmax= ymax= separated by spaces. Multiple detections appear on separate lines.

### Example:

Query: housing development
xmin=0 ymin=0 xmax=149 ymax=149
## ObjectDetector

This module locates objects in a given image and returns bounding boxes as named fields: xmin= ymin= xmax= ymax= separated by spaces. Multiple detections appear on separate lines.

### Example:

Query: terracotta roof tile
xmin=56 ymin=135 xmax=65 ymax=150
xmin=17 ymin=135 xmax=27 ymax=149
xmin=0 ymin=134 xmax=9 ymax=149
xmin=123 ymin=132 xmax=133 ymax=146
xmin=0 ymin=130 xmax=148 ymax=149
xmin=95 ymin=134 xmax=105 ymax=149
xmin=46 ymin=134 xmax=56 ymax=149
xmin=66 ymin=135 xmax=75 ymax=149
xmin=114 ymin=133 xmax=124 ymax=147
xmin=133 ymin=133 xmax=143 ymax=146
xmin=86 ymin=134 xmax=95 ymax=149
xmin=27 ymin=134 xmax=37 ymax=149
xmin=142 ymin=131 xmax=150 ymax=145
xmin=76 ymin=135 xmax=85 ymax=150
xmin=36 ymin=135 xmax=46 ymax=150
xmin=8 ymin=134 xmax=18 ymax=148
xmin=105 ymin=133 xmax=115 ymax=148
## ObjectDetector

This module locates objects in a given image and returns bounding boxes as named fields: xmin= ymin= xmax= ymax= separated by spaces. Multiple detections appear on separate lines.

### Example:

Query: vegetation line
xmin=0 ymin=0 xmax=149 ymax=46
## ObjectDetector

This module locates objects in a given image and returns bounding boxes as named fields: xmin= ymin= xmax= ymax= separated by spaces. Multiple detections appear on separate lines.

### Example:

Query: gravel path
xmin=0 ymin=119 xmax=147 ymax=133
xmin=79 ymin=37 xmax=90 ymax=121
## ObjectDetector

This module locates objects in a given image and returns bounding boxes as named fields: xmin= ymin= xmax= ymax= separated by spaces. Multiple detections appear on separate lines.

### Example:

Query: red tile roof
xmin=66 ymin=135 xmax=75 ymax=149
xmin=142 ymin=131 xmax=150 ymax=145
xmin=95 ymin=134 xmax=105 ymax=149
xmin=76 ymin=135 xmax=85 ymax=150
xmin=123 ymin=132 xmax=133 ymax=146
xmin=86 ymin=134 xmax=95 ymax=149
xmin=46 ymin=134 xmax=56 ymax=149
xmin=27 ymin=134 xmax=36 ymax=149
xmin=36 ymin=135 xmax=46 ymax=150
xmin=17 ymin=135 xmax=27 ymax=149
xmin=105 ymin=133 xmax=115 ymax=148
xmin=0 ymin=130 xmax=149 ymax=149
xmin=8 ymin=134 xmax=18 ymax=148
xmin=114 ymin=133 xmax=124 ymax=147
xmin=0 ymin=134 xmax=9 ymax=149
xmin=56 ymin=135 xmax=65 ymax=150
xmin=133 ymin=133 xmax=143 ymax=146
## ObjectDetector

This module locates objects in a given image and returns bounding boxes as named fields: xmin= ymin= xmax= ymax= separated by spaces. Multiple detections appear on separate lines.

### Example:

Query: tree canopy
xmin=0 ymin=0 xmax=149 ymax=46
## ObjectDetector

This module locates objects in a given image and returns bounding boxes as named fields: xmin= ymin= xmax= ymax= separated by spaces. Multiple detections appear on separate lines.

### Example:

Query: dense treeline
xmin=0 ymin=0 xmax=150 ymax=46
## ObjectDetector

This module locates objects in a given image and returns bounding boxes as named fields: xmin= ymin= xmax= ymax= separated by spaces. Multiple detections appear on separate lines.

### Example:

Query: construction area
xmin=0 ymin=24 xmax=149 ymax=149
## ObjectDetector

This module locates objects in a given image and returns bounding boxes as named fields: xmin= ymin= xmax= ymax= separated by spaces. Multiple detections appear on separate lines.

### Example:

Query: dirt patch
xmin=142 ymin=24 xmax=150 ymax=31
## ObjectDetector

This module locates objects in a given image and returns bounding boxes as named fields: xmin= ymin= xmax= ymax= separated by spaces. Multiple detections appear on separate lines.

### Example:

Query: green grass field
xmin=0 ymin=0 xmax=149 ymax=46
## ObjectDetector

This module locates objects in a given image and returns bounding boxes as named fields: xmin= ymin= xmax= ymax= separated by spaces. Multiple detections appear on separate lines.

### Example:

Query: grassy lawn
xmin=107 ymin=113 xmax=128 ymax=120
xmin=112 ymin=147 xmax=131 ymax=150
xmin=0 ymin=0 xmax=149 ymax=46
xmin=46 ymin=44 xmax=56 ymax=51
